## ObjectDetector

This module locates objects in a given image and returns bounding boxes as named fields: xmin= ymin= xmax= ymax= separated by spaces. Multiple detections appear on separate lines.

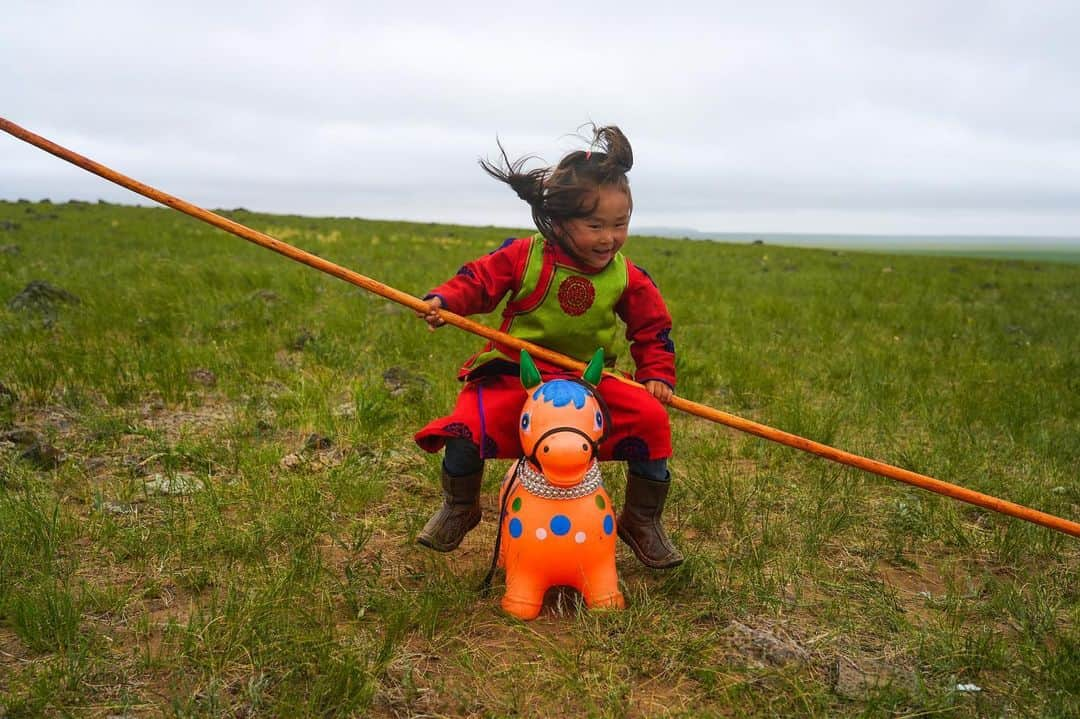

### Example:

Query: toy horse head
xmin=518 ymin=349 xmax=608 ymax=488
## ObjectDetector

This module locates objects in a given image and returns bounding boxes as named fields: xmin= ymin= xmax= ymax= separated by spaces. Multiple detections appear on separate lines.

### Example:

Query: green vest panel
xmin=473 ymin=235 xmax=628 ymax=367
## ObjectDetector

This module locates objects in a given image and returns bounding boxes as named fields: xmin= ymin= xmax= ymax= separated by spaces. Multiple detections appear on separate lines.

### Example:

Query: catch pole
xmin=2 ymin=116 xmax=1077 ymax=539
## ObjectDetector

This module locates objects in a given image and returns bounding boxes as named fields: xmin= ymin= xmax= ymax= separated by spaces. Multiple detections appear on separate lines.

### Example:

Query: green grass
xmin=0 ymin=199 xmax=1077 ymax=717
xmin=888 ymin=247 xmax=1080 ymax=264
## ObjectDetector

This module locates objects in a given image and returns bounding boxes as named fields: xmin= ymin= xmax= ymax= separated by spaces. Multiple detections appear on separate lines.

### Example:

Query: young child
xmin=413 ymin=125 xmax=682 ymax=569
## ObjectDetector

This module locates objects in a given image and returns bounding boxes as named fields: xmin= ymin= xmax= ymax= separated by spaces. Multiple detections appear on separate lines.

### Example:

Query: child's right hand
xmin=417 ymin=296 xmax=445 ymax=331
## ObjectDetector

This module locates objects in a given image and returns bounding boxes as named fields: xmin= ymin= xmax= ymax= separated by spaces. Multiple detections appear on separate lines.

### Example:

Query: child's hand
xmin=644 ymin=380 xmax=673 ymax=404
xmin=417 ymin=296 xmax=445 ymax=331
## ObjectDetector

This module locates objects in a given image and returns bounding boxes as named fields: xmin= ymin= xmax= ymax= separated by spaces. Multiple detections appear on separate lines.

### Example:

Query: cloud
xmin=3 ymin=0 xmax=1079 ymax=237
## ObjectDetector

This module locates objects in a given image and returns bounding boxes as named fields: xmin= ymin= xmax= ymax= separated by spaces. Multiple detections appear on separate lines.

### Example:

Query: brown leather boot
xmin=416 ymin=468 xmax=483 ymax=552
xmin=617 ymin=472 xmax=684 ymax=569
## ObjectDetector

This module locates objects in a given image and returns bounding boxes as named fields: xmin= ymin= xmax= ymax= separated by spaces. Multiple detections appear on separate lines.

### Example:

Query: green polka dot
xmin=595 ymin=495 xmax=606 ymax=510
xmin=512 ymin=497 xmax=522 ymax=512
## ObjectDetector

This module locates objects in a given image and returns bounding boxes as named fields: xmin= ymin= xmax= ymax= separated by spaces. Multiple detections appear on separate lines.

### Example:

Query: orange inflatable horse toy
xmin=496 ymin=349 xmax=624 ymax=620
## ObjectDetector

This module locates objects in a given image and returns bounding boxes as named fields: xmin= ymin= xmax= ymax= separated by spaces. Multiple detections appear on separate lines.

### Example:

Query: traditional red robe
xmin=415 ymin=236 xmax=676 ymax=461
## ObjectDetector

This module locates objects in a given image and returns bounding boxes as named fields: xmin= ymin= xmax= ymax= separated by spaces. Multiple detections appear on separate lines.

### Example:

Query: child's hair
xmin=480 ymin=124 xmax=634 ymax=242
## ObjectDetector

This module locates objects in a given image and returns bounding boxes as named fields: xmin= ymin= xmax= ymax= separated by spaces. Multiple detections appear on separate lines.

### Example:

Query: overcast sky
xmin=3 ymin=1 xmax=1079 ymax=239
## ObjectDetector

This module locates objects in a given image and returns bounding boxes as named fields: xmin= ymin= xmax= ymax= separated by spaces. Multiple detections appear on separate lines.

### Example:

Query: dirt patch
xmin=875 ymin=554 xmax=968 ymax=624
xmin=371 ymin=614 xmax=587 ymax=718
xmin=829 ymin=654 xmax=915 ymax=698
xmin=0 ymin=626 xmax=29 ymax=666
xmin=13 ymin=404 xmax=80 ymax=437
xmin=135 ymin=396 xmax=237 ymax=444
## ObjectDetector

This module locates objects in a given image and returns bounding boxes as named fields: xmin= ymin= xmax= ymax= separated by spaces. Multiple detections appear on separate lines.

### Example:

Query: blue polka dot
xmin=508 ymin=518 xmax=523 ymax=538
xmin=550 ymin=515 xmax=571 ymax=536
xmin=603 ymin=515 xmax=614 ymax=535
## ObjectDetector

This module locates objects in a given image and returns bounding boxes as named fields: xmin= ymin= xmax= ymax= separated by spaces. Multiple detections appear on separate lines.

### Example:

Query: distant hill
xmin=632 ymin=227 xmax=1080 ymax=262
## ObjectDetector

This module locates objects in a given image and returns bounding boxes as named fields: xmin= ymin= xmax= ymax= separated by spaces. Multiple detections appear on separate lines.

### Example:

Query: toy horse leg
xmin=502 ymin=574 xmax=547 ymax=620
xmin=580 ymin=562 xmax=625 ymax=610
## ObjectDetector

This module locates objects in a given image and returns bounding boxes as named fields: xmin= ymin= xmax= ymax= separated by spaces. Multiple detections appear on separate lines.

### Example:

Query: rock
xmin=144 ymin=473 xmax=204 ymax=496
xmin=352 ymin=443 xmax=377 ymax=460
xmin=20 ymin=441 xmax=63 ymax=470
xmin=7 ymin=280 xmax=80 ymax=326
xmin=830 ymin=658 xmax=912 ymax=698
xmin=100 ymin=501 xmax=134 ymax=515
xmin=280 ymin=452 xmax=304 ymax=470
xmin=304 ymin=433 xmax=332 ymax=451
xmin=122 ymin=456 xmax=154 ymax=477
xmin=288 ymin=329 xmax=315 ymax=351
xmin=188 ymin=368 xmax=217 ymax=387
xmin=382 ymin=366 xmax=429 ymax=397
xmin=727 ymin=620 xmax=809 ymax=666
xmin=833 ymin=661 xmax=876 ymax=697
xmin=84 ymin=457 xmax=108 ymax=472
xmin=0 ymin=428 xmax=41 ymax=446
xmin=1 ymin=220 xmax=21 ymax=230
xmin=0 ymin=244 xmax=19 ymax=254
xmin=333 ymin=402 xmax=356 ymax=419
xmin=8 ymin=280 xmax=80 ymax=311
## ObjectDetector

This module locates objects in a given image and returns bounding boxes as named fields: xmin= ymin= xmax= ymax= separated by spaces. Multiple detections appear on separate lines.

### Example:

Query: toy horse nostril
xmin=582 ymin=444 xmax=588 ymax=452
xmin=543 ymin=446 xmax=549 ymax=453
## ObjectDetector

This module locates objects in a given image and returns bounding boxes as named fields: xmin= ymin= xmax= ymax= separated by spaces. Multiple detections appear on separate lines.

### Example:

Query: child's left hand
xmin=644 ymin=380 xmax=673 ymax=404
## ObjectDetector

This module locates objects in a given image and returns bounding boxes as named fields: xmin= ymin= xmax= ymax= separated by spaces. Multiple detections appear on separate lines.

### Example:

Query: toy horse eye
xmin=595 ymin=411 xmax=603 ymax=429
xmin=521 ymin=413 xmax=531 ymax=431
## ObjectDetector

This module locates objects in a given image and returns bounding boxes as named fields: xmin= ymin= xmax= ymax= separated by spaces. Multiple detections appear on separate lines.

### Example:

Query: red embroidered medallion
xmin=557 ymin=276 xmax=595 ymax=316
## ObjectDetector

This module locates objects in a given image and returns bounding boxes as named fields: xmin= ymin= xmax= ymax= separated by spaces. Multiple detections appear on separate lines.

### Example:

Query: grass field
xmin=1 ymin=199 xmax=1077 ymax=717
xmin=887 ymin=248 xmax=1080 ymax=265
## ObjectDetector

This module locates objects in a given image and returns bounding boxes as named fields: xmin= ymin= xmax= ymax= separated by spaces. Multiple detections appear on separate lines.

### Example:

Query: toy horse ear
xmin=520 ymin=350 xmax=543 ymax=389
xmin=582 ymin=348 xmax=604 ymax=387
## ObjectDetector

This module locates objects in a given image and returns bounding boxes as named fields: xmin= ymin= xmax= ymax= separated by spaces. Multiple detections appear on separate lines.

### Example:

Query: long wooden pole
xmin=2 ymin=116 xmax=1077 ymax=539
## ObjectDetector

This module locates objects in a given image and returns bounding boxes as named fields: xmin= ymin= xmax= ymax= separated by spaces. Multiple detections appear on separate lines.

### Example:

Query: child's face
xmin=559 ymin=185 xmax=631 ymax=270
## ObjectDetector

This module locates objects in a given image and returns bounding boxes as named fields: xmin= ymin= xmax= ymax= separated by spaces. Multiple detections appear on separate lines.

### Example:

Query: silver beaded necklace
xmin=515 ymin=459 xmax=604 ymax=500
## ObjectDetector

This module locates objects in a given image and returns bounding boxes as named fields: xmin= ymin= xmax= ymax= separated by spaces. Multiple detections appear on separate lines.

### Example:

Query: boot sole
xmin=415 ymin=534 xmax=457 ymax=552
